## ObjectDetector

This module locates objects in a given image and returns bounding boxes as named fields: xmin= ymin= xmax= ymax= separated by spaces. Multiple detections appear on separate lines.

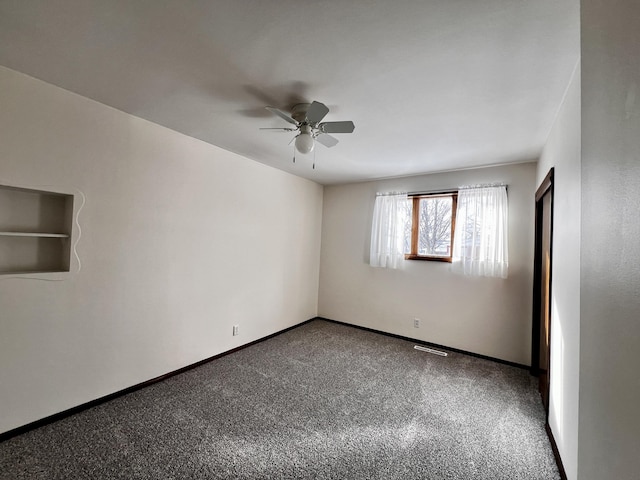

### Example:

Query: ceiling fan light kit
xmin=295 ymin=126 xmax=315 ymax=154
xmin=262 ymin=101 xmax=355 ymax=157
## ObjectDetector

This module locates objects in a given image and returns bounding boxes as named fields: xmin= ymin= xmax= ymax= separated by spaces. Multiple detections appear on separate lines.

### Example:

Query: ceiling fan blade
xmin=259 ymin=127 xmax=297 ymax=131
xmin=315 ymin=133 xmax=339 ymax=148
xmin=306 ymin=101 xmax=330 ymax=124
xmin=319 ymin=121 xmax=355 ymax=134
xmin=265 ymin=106 xmax=298 ymax=125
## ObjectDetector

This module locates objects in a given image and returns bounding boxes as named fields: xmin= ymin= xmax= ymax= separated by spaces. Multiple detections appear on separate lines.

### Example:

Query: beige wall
xmin=0 ymin=66 xmax=323 ymax=434
xmin=537 ymin=61 xmax=581 ymax=480
xmin=579 ymin=1 xmax=640 ymax=477
xmin=318 ymin=162 xmax=536 ymax=365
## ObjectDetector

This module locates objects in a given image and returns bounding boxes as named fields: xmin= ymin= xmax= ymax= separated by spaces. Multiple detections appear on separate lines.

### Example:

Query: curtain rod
xmin=375 ymin=191 xmax=409 ymax=196
xmin=407 ymin=188 xmax=457 ymax=196
xmin=458 ymin=182 xmax=507 ymax=190
xmin=408 ymin=183 xmax=508 ymax=196
xmin=374 ymin=189 xmax=456 ymax=197
xmin=377 ymin=183 xmax=508 ymax=197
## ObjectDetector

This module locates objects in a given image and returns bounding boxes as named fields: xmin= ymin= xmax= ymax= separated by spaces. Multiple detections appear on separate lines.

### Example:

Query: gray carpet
xmin=0 ymin=319 xmax=560 ymax=479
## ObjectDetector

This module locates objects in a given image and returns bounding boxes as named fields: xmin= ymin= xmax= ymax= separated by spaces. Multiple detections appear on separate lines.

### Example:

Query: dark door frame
xmin=531 ymin=168 xmax=554 ymax=408
xmin=532 ymin=168 xmax=567 ymax=479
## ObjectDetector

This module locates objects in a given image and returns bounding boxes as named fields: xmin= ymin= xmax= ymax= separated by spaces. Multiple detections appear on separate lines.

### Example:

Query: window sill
xmin=404 ymin=254 xmax=452 ymax=263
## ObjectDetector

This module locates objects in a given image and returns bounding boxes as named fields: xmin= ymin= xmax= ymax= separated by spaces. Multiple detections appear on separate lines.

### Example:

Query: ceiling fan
xmin=261 ymin=101 xmax=355 ymax=155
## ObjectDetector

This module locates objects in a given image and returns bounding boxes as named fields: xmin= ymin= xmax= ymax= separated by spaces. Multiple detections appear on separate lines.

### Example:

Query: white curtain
xmin=452 ymin=185 xmax=509 ymax=278
xmin=369 ymin=192 xmax=409 ymax=269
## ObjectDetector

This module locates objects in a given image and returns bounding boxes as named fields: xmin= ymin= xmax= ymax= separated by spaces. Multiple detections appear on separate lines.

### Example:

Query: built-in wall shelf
xmin=0 ymin=185 xmax=75 ymax=275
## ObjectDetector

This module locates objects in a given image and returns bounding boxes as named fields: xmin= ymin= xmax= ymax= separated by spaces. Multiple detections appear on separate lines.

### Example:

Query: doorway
xmin=532 ymin=168 xmax=554 ymax=414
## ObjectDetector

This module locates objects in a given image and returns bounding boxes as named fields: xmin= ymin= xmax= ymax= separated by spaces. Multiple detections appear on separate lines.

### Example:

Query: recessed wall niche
xmin=0 ymin=185 xmax=74 ymax=274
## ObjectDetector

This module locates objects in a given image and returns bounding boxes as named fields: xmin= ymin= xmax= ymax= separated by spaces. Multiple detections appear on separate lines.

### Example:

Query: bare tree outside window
xmin=418 ymin=197 xmax=452 ymax=256
xmin=404 ymin=193 xmax=457 ymax=262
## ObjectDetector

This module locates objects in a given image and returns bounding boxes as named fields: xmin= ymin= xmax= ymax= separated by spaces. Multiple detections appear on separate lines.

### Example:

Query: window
xmin=404 ymin=193 xmax=457 ymax=262
xmin=370 ymin=186 xmax=507 ymax=272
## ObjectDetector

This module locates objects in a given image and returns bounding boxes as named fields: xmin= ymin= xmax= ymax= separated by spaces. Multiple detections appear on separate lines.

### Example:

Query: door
xmin=532 ymin=168 xmax=554 ymax=414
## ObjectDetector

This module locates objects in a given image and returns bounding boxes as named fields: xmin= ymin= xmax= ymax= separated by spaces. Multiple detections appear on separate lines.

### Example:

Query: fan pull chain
xmin=292 ymin=145 xmax=296 ymax=164
xmin=312 ymin=148 xmax=316 ymax=169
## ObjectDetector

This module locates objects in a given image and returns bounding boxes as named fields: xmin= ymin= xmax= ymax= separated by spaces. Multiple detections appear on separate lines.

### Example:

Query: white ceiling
xmin=0 ymin=0 xmax=579 ymax=185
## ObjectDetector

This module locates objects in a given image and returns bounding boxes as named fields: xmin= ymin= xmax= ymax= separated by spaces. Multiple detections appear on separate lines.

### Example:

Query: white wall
xmin=318 ymin=162 xmax=536 ymax=365
xmin=0 ymin=66 xmax=323 ymax=434
xmin=537 ymin=62 xmax=581 ymax=480
xmin=579 ymin=1 xmax=640 ymax=478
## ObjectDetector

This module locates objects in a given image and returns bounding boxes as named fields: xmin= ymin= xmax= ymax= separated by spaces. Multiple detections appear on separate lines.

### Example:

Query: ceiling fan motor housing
xmin=291 ymin=103 xmax=312 ymax=124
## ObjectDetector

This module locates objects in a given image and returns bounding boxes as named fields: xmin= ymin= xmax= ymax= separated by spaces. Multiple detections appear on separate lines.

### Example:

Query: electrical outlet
xmin=232 ymin=325 xmax=239 ymax=336
xmin=413 ymin=318 xmax=420 ymax=328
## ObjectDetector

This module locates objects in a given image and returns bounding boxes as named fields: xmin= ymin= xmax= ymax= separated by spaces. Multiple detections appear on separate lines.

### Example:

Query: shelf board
xmin=0 ymin=231 xmax=69 ymax=238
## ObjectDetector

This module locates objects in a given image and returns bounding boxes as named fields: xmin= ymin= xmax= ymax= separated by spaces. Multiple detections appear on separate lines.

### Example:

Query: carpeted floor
xmin=0 ymin=319 xmax=560 ymax=479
